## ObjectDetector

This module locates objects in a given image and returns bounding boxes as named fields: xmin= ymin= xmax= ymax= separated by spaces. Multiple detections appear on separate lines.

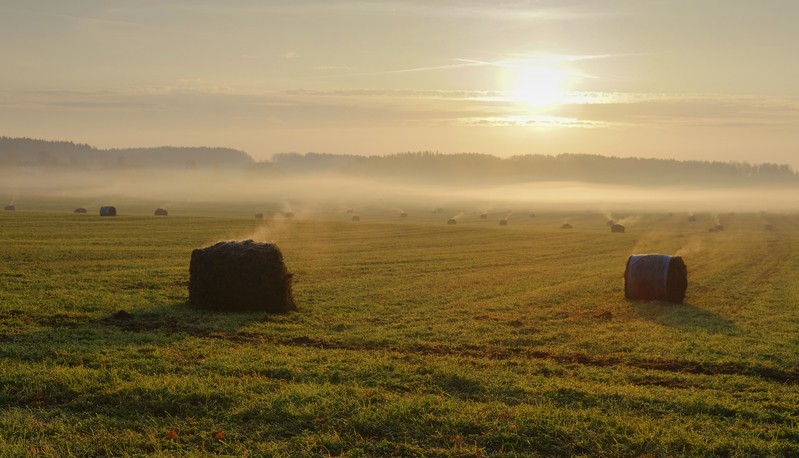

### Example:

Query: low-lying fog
xmin=2 ymin=167 xmax=798 ymax=215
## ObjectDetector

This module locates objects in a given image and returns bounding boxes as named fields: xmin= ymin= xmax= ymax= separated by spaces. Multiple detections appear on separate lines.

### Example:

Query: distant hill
xmin=0 ymin=137 xmax=254 ymax=169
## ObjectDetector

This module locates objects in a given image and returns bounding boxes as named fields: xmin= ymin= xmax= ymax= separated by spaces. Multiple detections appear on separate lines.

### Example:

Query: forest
xmin=1 ymin=137 xmax=797 ymax=188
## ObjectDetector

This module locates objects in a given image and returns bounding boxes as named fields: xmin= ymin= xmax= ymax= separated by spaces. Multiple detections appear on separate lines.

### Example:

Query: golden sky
xmin=2 ymin=1 xmax=798 ymax=166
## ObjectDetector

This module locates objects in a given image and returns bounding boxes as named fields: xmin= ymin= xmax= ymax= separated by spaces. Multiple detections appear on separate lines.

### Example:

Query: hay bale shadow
xmin=631 ymin=301 xmax=739 ymax=335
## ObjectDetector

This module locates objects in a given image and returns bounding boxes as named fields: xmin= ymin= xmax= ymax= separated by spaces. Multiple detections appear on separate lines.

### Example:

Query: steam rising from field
xmin=1 ymin=167 xmax=798 ymax=214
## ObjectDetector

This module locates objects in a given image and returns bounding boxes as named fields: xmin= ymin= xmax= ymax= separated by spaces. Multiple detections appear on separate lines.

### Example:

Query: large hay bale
xmin=189 ymin=240 xmax=296 ymax=313
xmin=4 ymin=204 xmax=15 ymax=211
xmin=99 ymin=206 xmax=116 ymax=217
xmin=74 ymin=207 xmax=87 ymax=214
xmin=447 ymin=218 xmax=457 ymax=225
xmin=154 ymin=208 xmax=168 ymax=216
xmin=624 ymin=254 xmax=687 ymax=303
xmin=611 ymin=224 xmax=625 ymax=233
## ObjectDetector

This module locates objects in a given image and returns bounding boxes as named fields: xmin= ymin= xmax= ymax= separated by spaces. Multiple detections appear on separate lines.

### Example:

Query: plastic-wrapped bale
xmin=154 ymin=208 xmax=168 ymax=216
xmin=611 ymin=224 xmax=625 ymax=233
xmin=74 ymin=207 xmax=87 ymax=214
xmin=4 ymin=205 xmax=15 ymax=211
xmin=624 ymin=254 xmax=687 ymax=303
xmin=189 ymin=240 xmax=296 ymax=312
xmin=99 ymin=206 xmax=116 ymax=216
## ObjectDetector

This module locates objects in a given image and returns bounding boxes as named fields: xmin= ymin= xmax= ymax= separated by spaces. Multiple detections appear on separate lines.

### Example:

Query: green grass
xmin=1 ymin=208 xmax=798 ymax=456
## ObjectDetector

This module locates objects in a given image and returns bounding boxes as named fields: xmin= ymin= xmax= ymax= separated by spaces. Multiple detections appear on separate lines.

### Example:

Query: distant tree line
xmin=275 ymin=151 xmax=799 ymax=187
xmin=0 ymin=137 xmax=254 ymax=170
xmin=2 ymin=137 xmax=796 ymax=187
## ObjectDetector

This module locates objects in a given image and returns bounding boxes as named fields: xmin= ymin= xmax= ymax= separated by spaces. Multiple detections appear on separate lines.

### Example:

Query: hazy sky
xmin=2 ymin=0 xmax=798 ymax=166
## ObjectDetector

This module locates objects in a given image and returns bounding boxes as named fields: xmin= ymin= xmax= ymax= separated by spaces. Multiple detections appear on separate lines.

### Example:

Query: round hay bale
xmin=154 ymin=208 xmax=168 ymax=216
xmin=447 ymin=218 xmax=457 ymax=225
xmin=255 ymin=213 xmax=264 ymax=220
xmin=499 ymin=219 xmax=508 ymax=226
xmin=351 ymin=215 xmax=361 ymax=221
xmin=4 ymin=204 xmax=15 ymax=211
xmin=189 ymin=240 xmax=296 ymax=313
xmin=74 ymin=207 xmax=87 ymax=214
xmin=560 ymin=223 xmax=572 ymax=229
xmin=399 ymin=211 xmax=408 ymax=217
xmin=611 ymin=224 xmax=625 ymax=233
xmin=624 ymin=254 xmax=687 ymax=303
xmin=99 ymin=206 xmax=116 ymax=217
xmin=479 ymin=213 xmax=488 ymax=219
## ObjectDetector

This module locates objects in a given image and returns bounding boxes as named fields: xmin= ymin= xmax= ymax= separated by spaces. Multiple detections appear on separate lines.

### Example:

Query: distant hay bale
xmin=99 ymin=206 xmax=116 ymax=217
xmin=611 ymin=224 xmax=625 ymax=233
xmin=560 ymin=223 xmax=573 ymax=229
xmin=255 ymin=213 xmax=264 ymax=220
xmin=351 ymin=215 xmax=361 ymax=221
xmin=74 ymin=207 xmax=87 ymax=214
xmin=499 ymin=219 xmax=508 ymax=226
xmin=4 ymin=205 xmax=15 ymax=211
xmin=284 ymin=212 xmax=294 ymax=218
xmin=688 ymin=215 xmax=697 ymax=222
xmin=189 ymin=240 xmax=296 ymax=313
xmin=764 ymin=223 xmax=774 ymax=231
xmin=447 ymin=218 xmax=457 ymax=225
xmin=709 ymin=224 xmax=724 ymax=232
xmin=346 ymin=208 xmax=354 ymax=214
xmin=433 ymin=208 xmax=444 ymax=214
xmin=479 ymin=213 xmax=488 ymax=219
xmin=154 ymin=208 xmax=168 ymax=216
xmin=400 ymin=211 xmax=408 ymax=217
xmin=624 ymin=254 xmax=687 ymax=303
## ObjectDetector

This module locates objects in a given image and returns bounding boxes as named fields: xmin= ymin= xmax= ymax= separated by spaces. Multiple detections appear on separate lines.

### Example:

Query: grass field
xmin=1 ymin=206 xmax=798 ymax=456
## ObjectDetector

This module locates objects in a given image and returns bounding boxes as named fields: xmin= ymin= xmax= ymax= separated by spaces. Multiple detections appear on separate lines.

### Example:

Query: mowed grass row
xmin=1 ymin=210 xmax=798 ymax=456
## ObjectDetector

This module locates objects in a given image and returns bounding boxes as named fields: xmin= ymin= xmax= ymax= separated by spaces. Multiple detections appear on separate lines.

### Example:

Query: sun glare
xmin=510 ymin=66 xmax=566 ymax=109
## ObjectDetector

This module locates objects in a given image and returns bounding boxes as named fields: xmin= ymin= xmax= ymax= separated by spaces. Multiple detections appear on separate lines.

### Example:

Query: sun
xmin=510 ymin=66 xmax=566 ymax=109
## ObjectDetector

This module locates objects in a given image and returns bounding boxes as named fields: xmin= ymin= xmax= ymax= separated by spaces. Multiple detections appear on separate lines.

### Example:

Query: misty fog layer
xmin=2 ymin=166 xmax=797 ymax=214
